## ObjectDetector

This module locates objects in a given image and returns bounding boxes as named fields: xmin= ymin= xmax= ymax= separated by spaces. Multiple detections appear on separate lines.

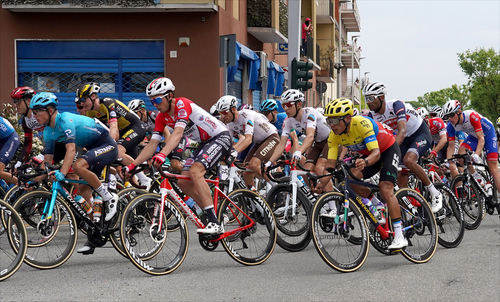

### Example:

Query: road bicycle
xmin=0 ymin=199 xmax=27 ymax=281
xmin=120 ymin=164 xmax=277 ymax=275
xmin=310 ymin=157 xmax=438 ymax=273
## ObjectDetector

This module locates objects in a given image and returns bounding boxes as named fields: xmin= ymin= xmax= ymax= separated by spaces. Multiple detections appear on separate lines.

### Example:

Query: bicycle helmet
xmin=496 ymin=116 xmax=500 ymax=126
xmin=324 ymin=98 xmax=354 ymax=117
xmin=417 ymin=107 xmax=429 ymax=118
xmin=11 ymin=86 xmax=36 ymax=100
xmin=260 ymin=99 xmax=278 ymax=112
xmin=75 ymin=82 xmax=100 ymax=103
xmin=281 ymin=89 xmax=304 ymax=104
xmin=239 ymin=103 xmax=253 ymax=111
xmin=215 ymin=95 xmax=238 ymax=112
xmin=146 ymin=77 xmax=175 ymax=97
xmin=30 ymin=92 xmax=58 ymax=109
xmin=127 ymin=99 xmax=146 ymax=112
xmin=363 ymin=82 xmax=386 ymax=96
xmin=442 ymin=99 xmax=461 ymax=116
xmin=429 ymin=105 xmax=442 ymax=116
xmin=352 ymin=108 xmax=359 ymax=116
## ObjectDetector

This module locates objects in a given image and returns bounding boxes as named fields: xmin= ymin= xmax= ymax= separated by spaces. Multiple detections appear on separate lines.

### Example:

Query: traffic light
xmin=291 ymin=58 xmax=313 ymax=91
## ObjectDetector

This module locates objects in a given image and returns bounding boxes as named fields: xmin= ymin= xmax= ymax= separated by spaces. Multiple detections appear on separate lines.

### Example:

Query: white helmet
xmin=146 ymin=77 xmax=175 ymax=97
xmin=416 ymin=107 xmax=429 ymax=118
xmin=209 ymin=104 xmax=218 ymax=115
xmin=315 ymin=107 xmax=325 ymax=115
xmin=352 ymin=108 xmax=359 ymax=116
xmin=281 ymin=89 xmax=304 ymax=104
xmin=442 ymin=99 xmax=461 ymax=117
xmin=429 ymin=105 xmax=442 ymax=116
xmin=363 ymin=82 xmax=386 ymax=96
xmin=127 ymin=99 xmax=145 ymax=112
xmin=215 ymin=95 xmax=238 ymax=112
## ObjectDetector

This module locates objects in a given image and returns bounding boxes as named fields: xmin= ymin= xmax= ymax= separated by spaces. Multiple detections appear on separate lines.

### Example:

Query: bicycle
xmin=0 ymin=199 xmax=27 ymax=281
xmin=10 ymin=164 xmax=125 ymax=269
xmin=120 ymin=164 xmax=277 ymax=275
xmin=310 ymin=157 xmax=438 ymax=273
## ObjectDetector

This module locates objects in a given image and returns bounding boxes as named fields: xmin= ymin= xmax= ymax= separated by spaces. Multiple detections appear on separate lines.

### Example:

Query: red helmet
xmin=11 ymin=86 xmax=36 ymax=100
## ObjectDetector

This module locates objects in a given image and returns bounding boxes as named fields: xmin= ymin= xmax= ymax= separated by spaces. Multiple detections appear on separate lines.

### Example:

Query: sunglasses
xmin=443 ymin=113 xmax=455 ymax=120
xmin=150 ymin=97 xmax=164 ymax=105
xmin=326 ymin=117 xmax=344 ymax=125
xmin=365 ymin=95 xmax=379 ymax=103
xmin=219 ymin=110 xmax=230 ymax=115
xmin=12 ymin=99 xmax=21 ymax=104
xmin=283 ymin=102 xmax=295 ymax=108
xmin=32 ymin=108 xmax=47 ymax=115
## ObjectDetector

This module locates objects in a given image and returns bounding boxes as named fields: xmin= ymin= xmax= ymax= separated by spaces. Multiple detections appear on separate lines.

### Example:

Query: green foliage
xmin=415 ymin=84 xmax=469 ymax=109
xmin=458 ymin=48 xmax=500 ymax=122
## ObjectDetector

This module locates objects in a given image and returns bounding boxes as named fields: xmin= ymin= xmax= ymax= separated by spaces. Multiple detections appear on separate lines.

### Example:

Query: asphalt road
xmin=2 ymin=215 xmax=499 ymax=302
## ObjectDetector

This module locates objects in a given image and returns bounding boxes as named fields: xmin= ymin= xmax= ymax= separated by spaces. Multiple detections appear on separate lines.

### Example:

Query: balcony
xmin=317 ymin=58 xmax=335 ymax=83
xmin=247 ymin=0 xmax=288 ymax=43
xmin=340 ymin=40 xmax=360 ymax=68
xmin=343 ymin=83 xmax=361 ymax=105
xmin=340 ymin=0 xmax=361 ymax=32
xmin=317 ymin=0 xmax=334 ymax=24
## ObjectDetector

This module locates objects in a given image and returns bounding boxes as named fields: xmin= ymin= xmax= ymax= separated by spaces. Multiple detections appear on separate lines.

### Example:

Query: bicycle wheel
xmin=109 ymin=187 xmax=147 ymax=258
xmin=431 ymin=183 xmax=465 ymax=248
xmin=451 ymin=175 xmax=484 ymax=230
xmin=395 ymin=188 xmax=438 ymax=264
xmin=218 ymin=189 xmax=277 ymax=266
xmin=266 ymin=184 xmax=312 ymax=252
xmin=11 ymin=190 xmax=77 ymax=269
xmin=120 ymin=193 xmax=188 ymax=276
xmin=0 ymin=200 xmax=27 ymax=281
xmin=310 ymin=192 xmax=369 ymax=273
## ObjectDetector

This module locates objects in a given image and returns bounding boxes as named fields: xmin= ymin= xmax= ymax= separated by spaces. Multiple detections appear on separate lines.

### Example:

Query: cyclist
xmin=268 ymin=89 xmax=332 ymax=193
xmin=496 ymin=117 xmax=500 ymax=151
xmin=216 ymin=95 xmax=279 ymax=189
xmin=127 ymin=98 xmax=158 ymax=138
xmin=318 ymin=98 xmax=407 ymax=249
xmin=363 ymin=82 xmax=442 ymax=213
xmin=126 ymin=77 xmax=231 ymax=235
xmin=10 ymin=86 xmax=43 ymax=164
xmin=75 ymin=83 xmax=150 ymax=187
xmin=442 ymin=100 xmax=500 ymax=205
xmin=260 ymin=98 xmax=287 ymax=136
xmin=424 ymin=106 xmax=448 ymax=160
xmin=0 ymin=116 xmax=20 ymax=185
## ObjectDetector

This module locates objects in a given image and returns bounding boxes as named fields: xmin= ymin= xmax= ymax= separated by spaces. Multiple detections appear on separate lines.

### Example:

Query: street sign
xmin=278 ymin=43 xmax=288 ymax=53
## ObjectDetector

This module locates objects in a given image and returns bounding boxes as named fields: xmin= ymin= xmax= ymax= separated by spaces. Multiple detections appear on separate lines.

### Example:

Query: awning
xmin=227 ymin=42 xmax=260 ymax=90
xmin=267 ymin=61 xmax=285 ymax=96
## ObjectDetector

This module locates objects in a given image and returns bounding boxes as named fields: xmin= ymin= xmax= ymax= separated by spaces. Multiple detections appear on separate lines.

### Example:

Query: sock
xmin=327 ymin=200 xmax=337 ymax=212
xmin=392 ymin=218 xmax=403 ymax=239
xmin=426 ymin=183 xmax=439 ymax=197
xmin=203 ymin=206 xmax=218 ymax=224
xmin=95 ymin=184 xmax=113 ymax=201
xmin=108 ymin=173 xmax=117 ymax=191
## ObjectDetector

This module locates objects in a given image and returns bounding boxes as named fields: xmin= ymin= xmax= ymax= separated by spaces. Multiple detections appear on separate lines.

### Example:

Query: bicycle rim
xmin=451 ymin=175 xmax=483 ymax=230
xmin=1 ymin=200 xmax=28 ymax=281
xmin=433 ymin=183 xmax=465 ymax=248
xmin=311 ymin=192 xmax=369 ymax=273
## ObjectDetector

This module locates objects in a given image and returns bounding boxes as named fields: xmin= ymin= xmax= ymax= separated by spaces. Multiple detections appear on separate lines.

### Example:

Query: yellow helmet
xmin=324 ymin=98 xmax=354 ymax=117
xmin=75 ymin=82 xmax=100 ymax=103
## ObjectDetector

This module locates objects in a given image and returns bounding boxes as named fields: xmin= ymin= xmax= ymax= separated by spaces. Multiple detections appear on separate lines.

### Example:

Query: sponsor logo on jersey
xmin=246 ymin=120 xmax=254 ymax=127
xmin=176 ymin=100 xmax=185 ymax=108
xmin=178 ymin=109 xmax=188 ymax=118
xmin=307 ymin=114 xmax=316 ymax=122
xmin=205 ymin=117 xmax=217 ymax=128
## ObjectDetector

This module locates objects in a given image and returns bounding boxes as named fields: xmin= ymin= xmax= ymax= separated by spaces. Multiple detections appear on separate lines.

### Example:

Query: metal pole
xmin=223 ymin=37 xmax=228 ymax=95
xmin=337 ymin=11 xmax=342 ymax=98
xmin=288 ymin=0 xmax=301 ymax=75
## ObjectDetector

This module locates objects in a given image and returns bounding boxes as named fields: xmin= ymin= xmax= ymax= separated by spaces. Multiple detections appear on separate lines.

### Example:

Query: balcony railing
xmin=317 ymin=0 xmax=334 ymax=24
xmin=343 ymin=83 xmax=361 ymax=104
xmin=247 ymin=0 xmax=288 ymax=43
xmin=340 ymin=40 xmax=361 ymax=68
xmin=340 ymin=0 xmax=361 ymax=32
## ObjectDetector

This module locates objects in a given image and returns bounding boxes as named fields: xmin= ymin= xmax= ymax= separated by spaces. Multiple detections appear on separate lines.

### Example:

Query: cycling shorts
xmin=0 ymin=132 xmax=20 ymax=165
xmin=399 ymin=122 xmax=432 ymax=159
xmin=462 ymin=126 xmax=499 ymax=161
xmin=362 ymin=142 xmax=401 ymax=184
xmin=244 ymin=134 xmax=280 ymax=163
xmin=306 ymin=139 xmax=328 ymax=164
xmin=184 ymin=131 xmax=232 ymax=171
xmin=80 ymin=133 xmax=118 ymax=175
xmin=117 ymin=123 xmax=147 ymax=158
xmin=436 ymin=142 xmax=448 ymax=161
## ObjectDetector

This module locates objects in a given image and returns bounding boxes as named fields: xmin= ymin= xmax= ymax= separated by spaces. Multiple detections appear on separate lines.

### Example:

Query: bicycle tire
xmin=120 ymin=193 xmax=188 ymax=276
xmin=109 ymin=187 xmax=147 ymax=258
xmin=431 ymin=183 xmax=465 ymax=248
xmin=310 ymin=192 xmax=369 ymax=273
xmin=450 ymin=175 xmax=484 ymax=230
xmin=11 ymin=190 xmax=77 ymax=269
xmin=266 ymin=184 xmax=312 ymax=252
xmin=218 ymin=189 xmax=277 ymax=266
xmin=0 ymin=199 xmax=27 ymax=281
xmin=395 ymin=188 xmax=438 ymax=264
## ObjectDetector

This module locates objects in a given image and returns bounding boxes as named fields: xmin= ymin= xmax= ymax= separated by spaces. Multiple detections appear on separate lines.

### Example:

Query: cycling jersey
xmin=427 ymin=117 xmax=447 ymax=144
xmin=327 ymin=116 xmax=395 ymax=160
xmin=144 ymin=110 xmax=158 ymax=136
xmin=155 ymin=97 xmax=227 ymax=143
xmin=0 ymin=116 xmax=15 ymax=139
xmin=43 ymin=112 xmax=110 ymax=154
xmin=227 ymin=109 xmax=277 ymax=144
xmin=274 ymin=112 xmax=287 ymax=136
xmin=84 ymin=98 xmax=141 ymax=131
xmin=368 ymin=99 xmax=423 ymax=137
xmin=19 ymin=113 xmax=44 ymax=162
xmin=281 ymin=107 xmax=330 ymax=142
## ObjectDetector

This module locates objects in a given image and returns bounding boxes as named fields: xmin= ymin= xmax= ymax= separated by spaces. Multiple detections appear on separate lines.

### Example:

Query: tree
xmin=414 ymin=84 xmax=469 ymax=109
xmin=458 ymin=48 xmax=500 ymax=122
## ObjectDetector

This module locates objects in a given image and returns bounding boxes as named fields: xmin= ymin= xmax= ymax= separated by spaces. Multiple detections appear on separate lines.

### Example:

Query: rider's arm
xmin=299 ymin=127 xmax=316 ymax=153
xmin=60 ymin=143 xmax=76 ymax=176
xmin=159 ymin=126 xmax=183 ymax=157
xmin=393 ymin=101 xmax=407 ymax=145
xmin=132 ymin=138 xmax=161 ymax=167
xmin=470 ymin=113 xmax=485 ymax=156
xmin=475 ymin=130 xmax=485 ymax=157
xmin=395 ymin=120 xmax=406 ymax=145
xmin=108 ymin=119 xmax=119 ymax=141
xmin=234 ymin=134 xmax=253 ymax=153
xmin=20 ymin=119 xmax=33 ymax=162
xmin=433 ymin=133 xmax=447 ymax=154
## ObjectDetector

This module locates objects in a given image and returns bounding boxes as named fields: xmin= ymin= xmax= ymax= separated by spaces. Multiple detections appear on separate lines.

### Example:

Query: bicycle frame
xmin=157 ymin=171 xmax=256 ymax=241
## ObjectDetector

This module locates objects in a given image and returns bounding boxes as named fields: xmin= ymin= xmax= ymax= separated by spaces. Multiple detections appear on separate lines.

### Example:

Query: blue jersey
xmin=0 ymin=117 xmax=15 ymax=140
xmin=274 ymin=112 xmax=287 ymax=136
xmin=43 ymin=112 xmax=109 ymax=154
xmin=457 ymin=131 xmax=467 ymax=142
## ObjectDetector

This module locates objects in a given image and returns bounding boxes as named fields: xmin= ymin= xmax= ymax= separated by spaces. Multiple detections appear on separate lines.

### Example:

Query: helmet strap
xmin=293 ymin=103 xmax=300 ymax=119
xmin=340 ymin=118 xmax=350 ymax=135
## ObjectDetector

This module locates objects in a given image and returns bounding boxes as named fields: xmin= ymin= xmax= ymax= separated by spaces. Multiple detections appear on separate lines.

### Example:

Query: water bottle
xmin=185 ymin=197 xmax=196 ymax=208
xmin=93 ymin=195 xmax=103 ymax=222
xmin=361 ymin=197 xmax=383 ymax=223
xmin=75 ymin=195 xmax=93 ymax=217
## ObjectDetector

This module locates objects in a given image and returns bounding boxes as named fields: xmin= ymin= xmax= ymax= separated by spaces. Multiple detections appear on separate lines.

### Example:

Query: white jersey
xmin=369 ymin=99 xmax=423 ymax=137
xmin=227 ymin=109 xmax=277 ymax=144
xmin=282 ymin=107 xmax=330 ymax=142
xmin=446 ymin=110 xmax=492 ymax=139
xmin=23 ymin=112 xmax=43 ymax=131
